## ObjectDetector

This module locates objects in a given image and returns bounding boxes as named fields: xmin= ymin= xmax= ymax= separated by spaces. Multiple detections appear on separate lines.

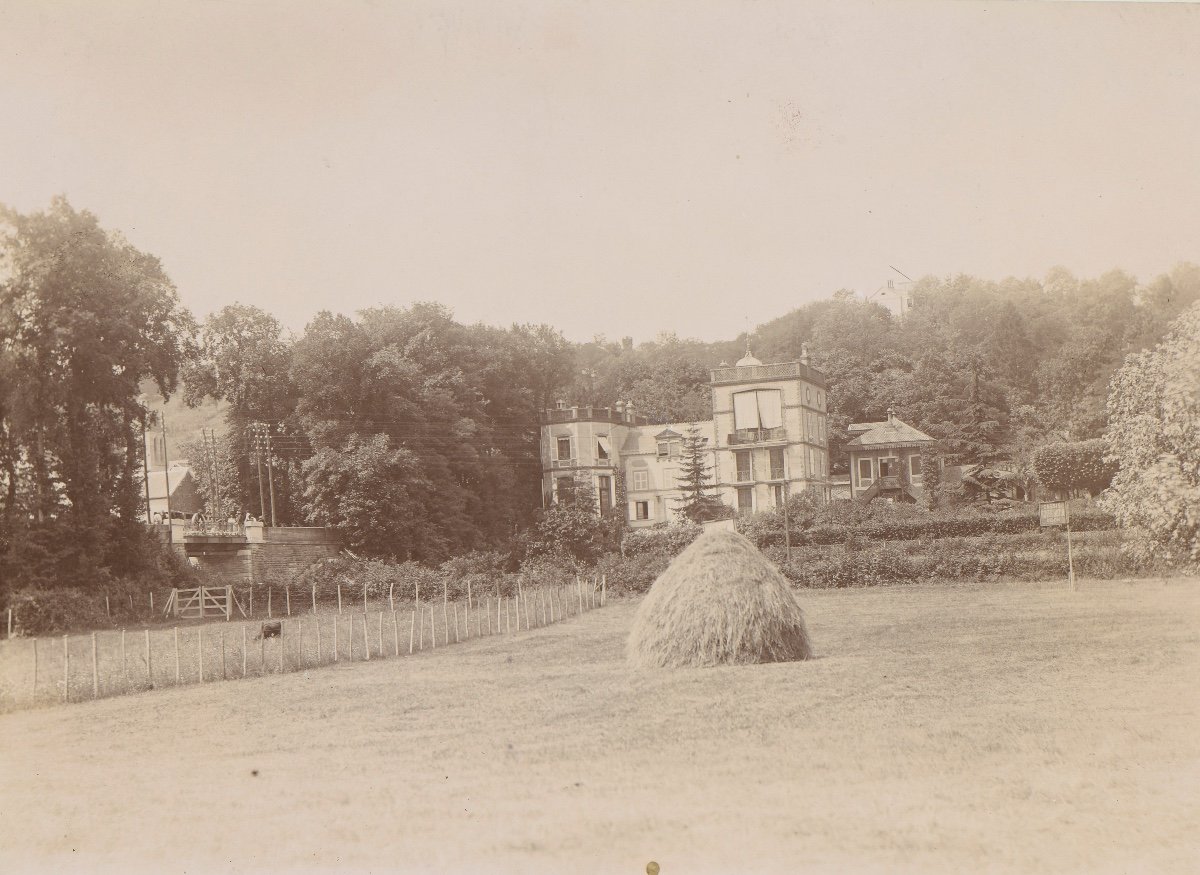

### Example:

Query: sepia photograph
xmin=1 ymin=1 xmax=1198 ymax=873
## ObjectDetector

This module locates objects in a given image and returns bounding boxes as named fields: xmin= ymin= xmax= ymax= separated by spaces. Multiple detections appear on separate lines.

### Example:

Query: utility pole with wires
xmin=250 ymin=423 xmax=272 ymax=526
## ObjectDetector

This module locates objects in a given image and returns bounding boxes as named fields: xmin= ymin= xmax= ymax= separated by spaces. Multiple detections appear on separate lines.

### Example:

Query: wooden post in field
xmin=121 ymin=629 xmax=127 ymax=689
xmin=242 ymin=624 xmax=248 ymax=677
xmin=267 ymin=587 xmax=272 ymax=619
xmin=226 ymin=585 xmax=232 ymax=621
xmin=146 ymin=629 xmax=153 ymax=688
xmin=389 ymin=582 xmax=395 ymax=614
xmin=409 ymin=610 xmax=416 ymax=654
xmin=105 ymin=594 xmax=110 ymax=619
xmin=337 ymin=583 xmax=342 ymax=614
xmin=220 ymin=629 xmax=227 ymax=679
xmin=333 ymin=616 xmax=339 ymax=662
xmin=392 ymin=611 xmax=399 ymax=657
xmin=487 ymin=597 xmax=492 ymax=634
xmin=248 ymin=588 xmax=253 ymax=618
xmin=91 ymin=632 xmax=99 ymax=698
xmin=315 ymin=617 xmax=322 ymax=664
xmin=362 ymin=615 xmax=370 ymax=661
xmin=467 ymin=579 xmax=472 ymax=610
xmin=378 ymin=612 xmax=384 ymax=657
xmin=362 ymin=580 xmax=368 ymax=615
xmin=174 ymin=627 xmax=181 ymax=685
xmin=150 ymin=591 xmax=154 ymax=614
xmin=198 ymin=626 xmax=204 ymax=683
xmin=32 ymin=638 xmax=38 ymax=695
xmin=8 ymin=606 xmax=13 ymax=638
xmin=286 ymin=586 xmax=291 ymax=617
xmin=418 ymin=608 xmax=424 ymax=651
xmin=442 ymin=581 xmax=449 ymax=645
xmin=63 ymin=635 xmax=69 ymax=702
xmin=505 ymin=597 xmax=511 ymax=634
xmin=312 ymin=584 xmax=317 ymax=615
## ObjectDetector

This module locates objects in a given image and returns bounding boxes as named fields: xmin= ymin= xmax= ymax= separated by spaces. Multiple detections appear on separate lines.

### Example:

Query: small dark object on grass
xmin=255 ymin=621 xmax=281 ymax=640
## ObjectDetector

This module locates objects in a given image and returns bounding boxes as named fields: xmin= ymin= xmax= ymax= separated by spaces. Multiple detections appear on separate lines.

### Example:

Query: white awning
xmin=733 ymin=391 xmax=760 ymax=430
xmin=757 ymin=390 xmax=783 ymax=430
xmin=596 ymin=435 xmax=612 ymax=457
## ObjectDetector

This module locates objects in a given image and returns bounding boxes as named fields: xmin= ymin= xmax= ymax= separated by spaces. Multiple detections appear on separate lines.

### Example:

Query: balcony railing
xmin=541 ymin=407 xmax=650 ymax=425
xmin=769 ymin=467 xmax=786 ymax=481
xmin=710 ymin=360 xmax=826 ymax=386
xmin=727 ymin=427 xmax=786 ymax=445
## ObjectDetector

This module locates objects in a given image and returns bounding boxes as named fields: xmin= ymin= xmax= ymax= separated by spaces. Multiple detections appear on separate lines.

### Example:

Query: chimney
xmin=887 ymin=407 xmax=895 ymax=424
xmin=555 ymin=399 xmax=567 ymax=410
xmin=800 ymin=343 xmax=810 ymax=366
xmin=624 ymin=400 xmax=634 ymax=422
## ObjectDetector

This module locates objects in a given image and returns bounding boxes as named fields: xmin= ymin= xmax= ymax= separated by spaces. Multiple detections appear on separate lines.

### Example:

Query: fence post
xmin=378 ymin=612 xmax=384 ymax=657
xmin=105 ymin=594 xmax=110 ymax=619
xmin=226 ymin=585 xmax=232 ymax=621
xmin=315 ymin=617 xmax=322 ymax=664
xmin=337 ymin=583 xmax=342 ymax=614
xmin=363 ymin=580 xmax=368 ymax=615
xmin=248 ymin=588 xmax=253 ymax=618
xmin=409 ymin=610 xmax=416 ymax=654
xmin=173 ymin=627 xmax=181 ymax=685
xmin=467 ymin=579 xmax=472 ymax=610
xmin=392 ymin=611 xmax=399 ymax=657
xmin=267 ymin=587 xmax=272 ymax=619
xmin=146 ymin=629 xmax=152 ymax=688
xmin=505 ymin=597 xmax=511 ymax=634
xmin=63 ymin=635 xmax=69 ymax=702
xmin=442 ymin=582 xmax=449 ymax=645
xmin=91 ymin=632 xmax=99 ymax=699
xmin=312 ymin=584 xmax=317 ymax=615
xmin=363 ymin=615 xmax=370 ymax=661
xmin=430 ymin=606 xmax=436 ymax=650
xmin=286 ymin=586 xmax=291 ymax=617
xmin=389 ymin=582 xmax=395 ymax=614
xmin=417 ymin=607 xmax=423 ymax=651
xmin=149 ymin=591 xmax=154 ymax=615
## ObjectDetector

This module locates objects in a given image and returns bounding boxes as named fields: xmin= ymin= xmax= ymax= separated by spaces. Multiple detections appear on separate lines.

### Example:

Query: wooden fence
xmin=0 ymin=577 xmax=606 ymax=710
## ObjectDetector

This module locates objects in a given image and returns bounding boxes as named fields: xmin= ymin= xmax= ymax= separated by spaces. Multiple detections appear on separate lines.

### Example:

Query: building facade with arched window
xmin=538 ymin=353 xmax=830 ymax=527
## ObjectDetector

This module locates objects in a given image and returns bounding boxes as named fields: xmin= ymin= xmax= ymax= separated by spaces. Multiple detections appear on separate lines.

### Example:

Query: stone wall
xmin=249 ymin=527 xmax=341 ymax=586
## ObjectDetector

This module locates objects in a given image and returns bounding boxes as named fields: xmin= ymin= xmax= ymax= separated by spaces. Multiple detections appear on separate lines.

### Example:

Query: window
xmin=631 ymin=469 xmax=649 ymax=491
xmin=732 ymin=389 xmax=783 ymax=431
xmin=735 ymin=450 xmax=752 ymax=482
xmin=737 ymin=486 xmax=754 ymax=516
xmin=669 ymin=441 xmax=680 ymax=459
xmin=556 ymin=437 xmax=572 ymax=461
xmin=657 ymin=441 xmax=677 ymax=458
xmin=910 ymin=455 xmax=922 ymax=477
xmin=806 ymin=387 xmax=812 ymax=402
xmin=555 ymin=477 xmax=573 ymax=504
xmin=817 ymin=391 xmax=823 ymax=409
xmin=635 ymin=501 xmax=650 ymax=520
xmin=598 ymin=476 xmax=612 ymax=513
xmin=772 ymin=484 xmax=784 ymax=507
xmin=769 ymin=447 xmax=785 ymax=480
xmin=879 ymin=457 xmax=897 ymax=478
xmin=819 ymin=418 xmax=825 ymax=443
xmin=857 ymin=458 xmax=873 ymax=484
xmin=596 ymin=435 xmax=611 ymax=460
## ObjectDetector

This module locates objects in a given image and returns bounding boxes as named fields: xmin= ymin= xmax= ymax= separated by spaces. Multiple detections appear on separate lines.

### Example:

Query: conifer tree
xmin=673 ymin=424 xmax=726 ymax=522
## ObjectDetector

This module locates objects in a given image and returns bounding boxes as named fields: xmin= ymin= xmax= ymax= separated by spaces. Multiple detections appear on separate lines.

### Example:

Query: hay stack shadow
xmin=627 ymin=527 xmax=813 ymax=668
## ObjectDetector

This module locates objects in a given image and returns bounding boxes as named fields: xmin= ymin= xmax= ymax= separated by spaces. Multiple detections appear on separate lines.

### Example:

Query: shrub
xmin=8 ymin=589 xmax=112 ymax=636
xmin=621 ymin=523 xmax=703 ymax=558
xmin=594 ymin=551 xmax=671 ymax=595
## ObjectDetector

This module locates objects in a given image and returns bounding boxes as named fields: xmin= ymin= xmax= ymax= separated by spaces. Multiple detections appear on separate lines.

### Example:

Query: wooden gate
xmin=169 ymin=585 xmax=233 ymax=620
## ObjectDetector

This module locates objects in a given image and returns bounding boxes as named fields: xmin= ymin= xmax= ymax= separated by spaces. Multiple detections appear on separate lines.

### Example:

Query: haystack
xmin=627 ymin=528 xmax=813 ymax=668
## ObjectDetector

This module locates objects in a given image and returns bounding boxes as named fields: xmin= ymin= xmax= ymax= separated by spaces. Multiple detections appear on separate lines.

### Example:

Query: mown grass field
xmin=1 ymin=578 xmax=1197 ymax=874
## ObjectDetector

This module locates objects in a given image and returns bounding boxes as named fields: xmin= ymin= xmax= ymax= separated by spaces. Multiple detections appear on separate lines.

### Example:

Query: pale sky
xmin=2 ymin=1 xmax=1198 ymax=342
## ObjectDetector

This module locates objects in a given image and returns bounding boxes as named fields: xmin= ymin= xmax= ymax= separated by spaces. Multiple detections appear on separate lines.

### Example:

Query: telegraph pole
xmin=253 ymin=424 xmax=267 ymax=524
xmin=140 ymin=413 xmax=152 ymax=524
xmin=161 ymin=414 xmax=173 ymax=546
xmin=266 ymin=428 xmax=277 ymax=527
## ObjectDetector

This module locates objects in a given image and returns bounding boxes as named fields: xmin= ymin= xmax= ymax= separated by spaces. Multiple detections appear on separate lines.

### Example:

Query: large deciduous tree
xmin=1101 ymin=302 xmax=1200 ymax=563
xmin=0 ymin=197 xmax=194 ymax=590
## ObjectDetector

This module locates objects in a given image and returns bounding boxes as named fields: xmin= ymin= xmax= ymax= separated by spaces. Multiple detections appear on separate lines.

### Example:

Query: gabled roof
xmin=620 ymin=422 xmax=715 ymax=456
xmin=844 ymin=416 xmax=935 ymax=450
xmin=654 ymin=428 xmax=683 ymax=440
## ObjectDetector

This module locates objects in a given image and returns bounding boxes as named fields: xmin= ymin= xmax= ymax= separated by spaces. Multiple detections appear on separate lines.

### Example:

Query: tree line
xmin=2 ymin=198 xmax=1197 ymax=596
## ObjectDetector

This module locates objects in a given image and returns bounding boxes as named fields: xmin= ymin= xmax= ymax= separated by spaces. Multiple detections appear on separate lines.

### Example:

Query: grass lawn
xmin=1 ymin=578 xmax=1197 ymax=874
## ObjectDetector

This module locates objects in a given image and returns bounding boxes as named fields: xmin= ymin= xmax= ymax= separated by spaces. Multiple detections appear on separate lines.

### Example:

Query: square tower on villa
xmin=539 ymin=350 xmax=830 ymax=527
